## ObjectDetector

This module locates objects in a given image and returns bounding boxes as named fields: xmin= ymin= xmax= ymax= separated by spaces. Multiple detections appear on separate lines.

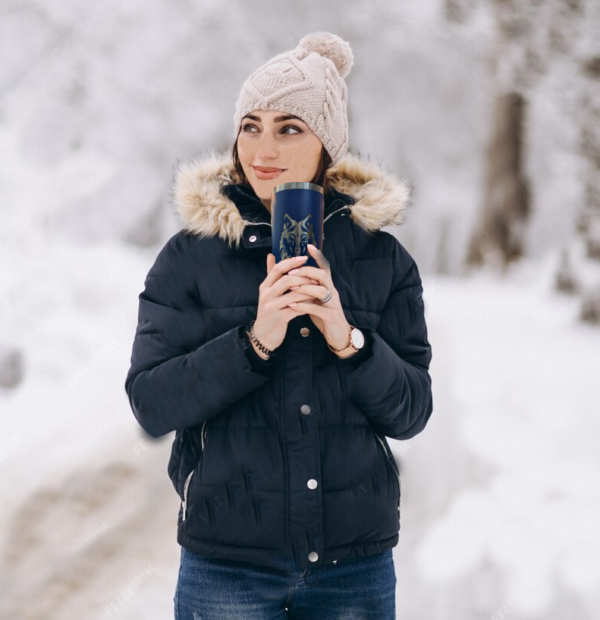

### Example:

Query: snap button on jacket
xmin=124 ymin=151 xmax=433 ymax=570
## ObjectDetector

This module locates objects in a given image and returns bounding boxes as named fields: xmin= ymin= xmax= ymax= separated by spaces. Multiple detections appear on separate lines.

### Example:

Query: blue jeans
xmin=174 ymin=547 xmax=396 ymax=619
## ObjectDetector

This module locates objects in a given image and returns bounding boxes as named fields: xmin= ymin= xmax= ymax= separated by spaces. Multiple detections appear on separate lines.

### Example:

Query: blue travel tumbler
xmin=271 ymin=182 xmax=324 ymax=268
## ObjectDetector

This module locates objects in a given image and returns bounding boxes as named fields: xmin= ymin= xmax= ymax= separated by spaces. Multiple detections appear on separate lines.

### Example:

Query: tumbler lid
xmin=273 ymin=182 xmax=324 ymax=194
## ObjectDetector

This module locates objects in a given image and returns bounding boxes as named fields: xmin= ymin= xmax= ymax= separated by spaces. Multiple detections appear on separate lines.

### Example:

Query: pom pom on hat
xmin=297 ymin=32 xmax=354 ymax=79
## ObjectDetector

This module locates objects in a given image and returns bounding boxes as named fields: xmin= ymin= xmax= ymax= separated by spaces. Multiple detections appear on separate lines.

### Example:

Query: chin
xmin=251 ymin=180 xmax=279 ymax=198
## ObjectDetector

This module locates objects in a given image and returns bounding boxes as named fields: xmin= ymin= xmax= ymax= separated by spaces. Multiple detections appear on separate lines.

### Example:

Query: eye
xmin=282 ymin=125 xmax=302 ymax=135
xmin=241 ymin=123 xmax=303 ymax=135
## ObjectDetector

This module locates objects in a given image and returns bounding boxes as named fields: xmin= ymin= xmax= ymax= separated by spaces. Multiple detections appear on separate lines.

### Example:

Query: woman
xmin=125 ymin=32 xmax=433 ymax=620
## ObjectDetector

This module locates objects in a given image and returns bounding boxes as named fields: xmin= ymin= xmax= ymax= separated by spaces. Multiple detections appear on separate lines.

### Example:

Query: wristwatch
xmin=327 ymin=325 xmax=365 ymax=356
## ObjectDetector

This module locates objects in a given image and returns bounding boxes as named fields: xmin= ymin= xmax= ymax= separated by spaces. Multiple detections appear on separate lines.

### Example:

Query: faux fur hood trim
xmin=170 ymin=148 xmax=414 ymax=248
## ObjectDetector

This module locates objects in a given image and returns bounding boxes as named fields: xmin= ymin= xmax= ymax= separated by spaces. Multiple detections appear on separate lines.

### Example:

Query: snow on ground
xmin=398 ymin=254 xmax=600 ymax=619
xmin=0 ymin=236 xmax=182 ymax=619
xmin=1 ymin=237 xmax=599 ymax=619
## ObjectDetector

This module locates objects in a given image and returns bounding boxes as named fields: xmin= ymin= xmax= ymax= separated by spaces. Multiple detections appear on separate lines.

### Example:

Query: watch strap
xmin=328 ymin=325 xmax=359 ymax=354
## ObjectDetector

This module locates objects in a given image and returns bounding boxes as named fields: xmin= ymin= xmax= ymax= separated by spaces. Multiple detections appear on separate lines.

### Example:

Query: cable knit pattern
xmin=233 ymin=32 xmax=353 ymax=167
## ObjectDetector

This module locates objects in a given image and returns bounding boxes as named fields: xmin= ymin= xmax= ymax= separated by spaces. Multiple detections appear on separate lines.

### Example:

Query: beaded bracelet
xmin=246 ymin=321 xmax=277 ymax=358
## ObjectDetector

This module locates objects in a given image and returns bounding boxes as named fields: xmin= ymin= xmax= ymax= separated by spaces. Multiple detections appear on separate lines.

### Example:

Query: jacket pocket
xmin=181 ymin=419 xmax=208 ymax=522
xmin=374 ymin=432 xmax=401 ymax=496
xmin=168 ymin=429 xmax=186 ymax=493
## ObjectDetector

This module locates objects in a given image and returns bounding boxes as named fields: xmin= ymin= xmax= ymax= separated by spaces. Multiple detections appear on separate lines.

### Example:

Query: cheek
xmin=301 ymin=139 xmax=324 ymax=174
xmin=287 ymin=145 xmax=320 ymax=172
xmin=237 ymin=138 xmax=254 ymax=161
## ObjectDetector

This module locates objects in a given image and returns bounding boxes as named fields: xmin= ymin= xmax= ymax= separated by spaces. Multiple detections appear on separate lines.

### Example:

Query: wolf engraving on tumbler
xmin=279 ymin=213 xmax=318 ymax=258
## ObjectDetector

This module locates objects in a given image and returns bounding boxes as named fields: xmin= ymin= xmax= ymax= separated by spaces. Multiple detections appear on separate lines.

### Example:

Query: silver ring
xmin=320 ymin=289 xmax=333 ymax=304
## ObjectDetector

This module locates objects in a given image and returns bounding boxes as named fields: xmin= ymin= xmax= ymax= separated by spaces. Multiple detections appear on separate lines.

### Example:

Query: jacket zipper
xmin=201 ymin=419 xmax=208 ymax=451
xmin=323 ymin=206 xmax=350 ymax=240
xmin=324 ymin=205 xmax=350 ymax=224
xmin=182 ymin=420 xmax=208 ymax=522
xmin=375 ymin=433 xmax=400 ymax=490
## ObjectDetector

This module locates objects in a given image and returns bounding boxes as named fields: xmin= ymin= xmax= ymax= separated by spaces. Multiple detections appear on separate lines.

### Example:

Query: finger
xmin=263 ymin=255 xmax=309 ymax=288
xmin=307 ymin=244 xmax=330 ymax=272
xmin=285 ymin=265 xmax=329 ymax=286
xmin=270 ymin=274 xmax=314 ymax=299
xmin=287 ymin=300 xmax=329 ymax=317
xmin=289 ymin=284 xmax=332 ymax=301
xmin=273 ymin=290 xmax=317 ymax=310
xmin=266 ymin=253 xmax=276 ymax=275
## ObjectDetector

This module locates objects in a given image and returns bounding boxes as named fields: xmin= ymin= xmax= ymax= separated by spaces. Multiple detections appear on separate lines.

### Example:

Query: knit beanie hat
xmin=233 ymin=32 xmax=354 ymax=168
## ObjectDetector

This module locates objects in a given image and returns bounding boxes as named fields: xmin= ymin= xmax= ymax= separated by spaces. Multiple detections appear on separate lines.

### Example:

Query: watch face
xmin=350 ymin=328 xmax=365 ymax=349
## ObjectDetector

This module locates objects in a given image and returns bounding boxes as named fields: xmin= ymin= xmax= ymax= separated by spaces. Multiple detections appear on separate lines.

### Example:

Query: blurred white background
xmin=1 ymin=0 xmax=600 ymax=618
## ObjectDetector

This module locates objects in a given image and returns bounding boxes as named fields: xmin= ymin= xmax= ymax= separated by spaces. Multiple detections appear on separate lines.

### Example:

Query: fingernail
xmin=296 ymin=256 xmax=308 ymax=261
xmin=288 ymin=269 xmax=300 ymax=275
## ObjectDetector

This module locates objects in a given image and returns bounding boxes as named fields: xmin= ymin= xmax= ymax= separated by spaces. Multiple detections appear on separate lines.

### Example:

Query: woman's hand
xmin=251 ymin=254 xmax=320 ymax=356
xmin=286 ymin=244 xmax=351 ymax=351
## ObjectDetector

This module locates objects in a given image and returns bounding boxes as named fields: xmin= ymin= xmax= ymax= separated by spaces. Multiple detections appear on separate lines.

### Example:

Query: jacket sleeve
xmin=124 ymin=232 xmax=273 ymax=439
xmin=341 ymin=237 xmax=433 ymax=440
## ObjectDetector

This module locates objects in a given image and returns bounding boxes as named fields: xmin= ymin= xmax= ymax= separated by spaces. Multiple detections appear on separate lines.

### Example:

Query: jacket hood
xmin=170 ymin=149 xmax=414 ymax=247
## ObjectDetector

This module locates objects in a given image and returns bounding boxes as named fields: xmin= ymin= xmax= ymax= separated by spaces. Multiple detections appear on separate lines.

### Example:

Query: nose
xmin=255 ymin=131 xmax=279 ymax=160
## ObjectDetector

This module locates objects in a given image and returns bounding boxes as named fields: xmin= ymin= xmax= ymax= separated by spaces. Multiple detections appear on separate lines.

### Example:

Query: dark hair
xmin=231 ymin=131 xmax=333 ymax=194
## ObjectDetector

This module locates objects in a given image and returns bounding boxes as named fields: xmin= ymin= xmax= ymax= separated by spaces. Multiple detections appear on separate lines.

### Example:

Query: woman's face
xmin=236 ymin=109 xmax=323 ymax=209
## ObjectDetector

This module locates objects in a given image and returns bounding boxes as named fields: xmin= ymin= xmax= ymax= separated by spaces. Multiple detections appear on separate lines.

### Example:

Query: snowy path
xmin=1 ymin=435 xmax=180 ymax=619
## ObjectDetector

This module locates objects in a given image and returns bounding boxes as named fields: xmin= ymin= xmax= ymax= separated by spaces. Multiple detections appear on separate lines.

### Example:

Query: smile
xmin=253 ymin=167 xmax=286 ymax=179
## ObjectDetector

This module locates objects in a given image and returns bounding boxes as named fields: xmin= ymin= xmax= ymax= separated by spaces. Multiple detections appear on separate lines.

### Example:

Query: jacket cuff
xmin=332 ymin=327 xmax=374 ymax=369
xmin=239 ymin=325 xmax=275 ymax=375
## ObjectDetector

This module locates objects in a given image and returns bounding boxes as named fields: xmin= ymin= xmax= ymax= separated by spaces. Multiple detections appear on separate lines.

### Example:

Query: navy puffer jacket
xmin=124 ymin=150 xmax=433 ymax=570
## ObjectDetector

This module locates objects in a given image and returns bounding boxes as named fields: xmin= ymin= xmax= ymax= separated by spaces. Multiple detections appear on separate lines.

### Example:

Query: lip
xmin=253 ymin=166 xmax=286 ymax=180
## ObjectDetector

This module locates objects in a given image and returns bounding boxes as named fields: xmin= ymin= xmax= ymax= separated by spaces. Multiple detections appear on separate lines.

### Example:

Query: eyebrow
xmin=243 ymin=114 xmax=304 ymax=124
